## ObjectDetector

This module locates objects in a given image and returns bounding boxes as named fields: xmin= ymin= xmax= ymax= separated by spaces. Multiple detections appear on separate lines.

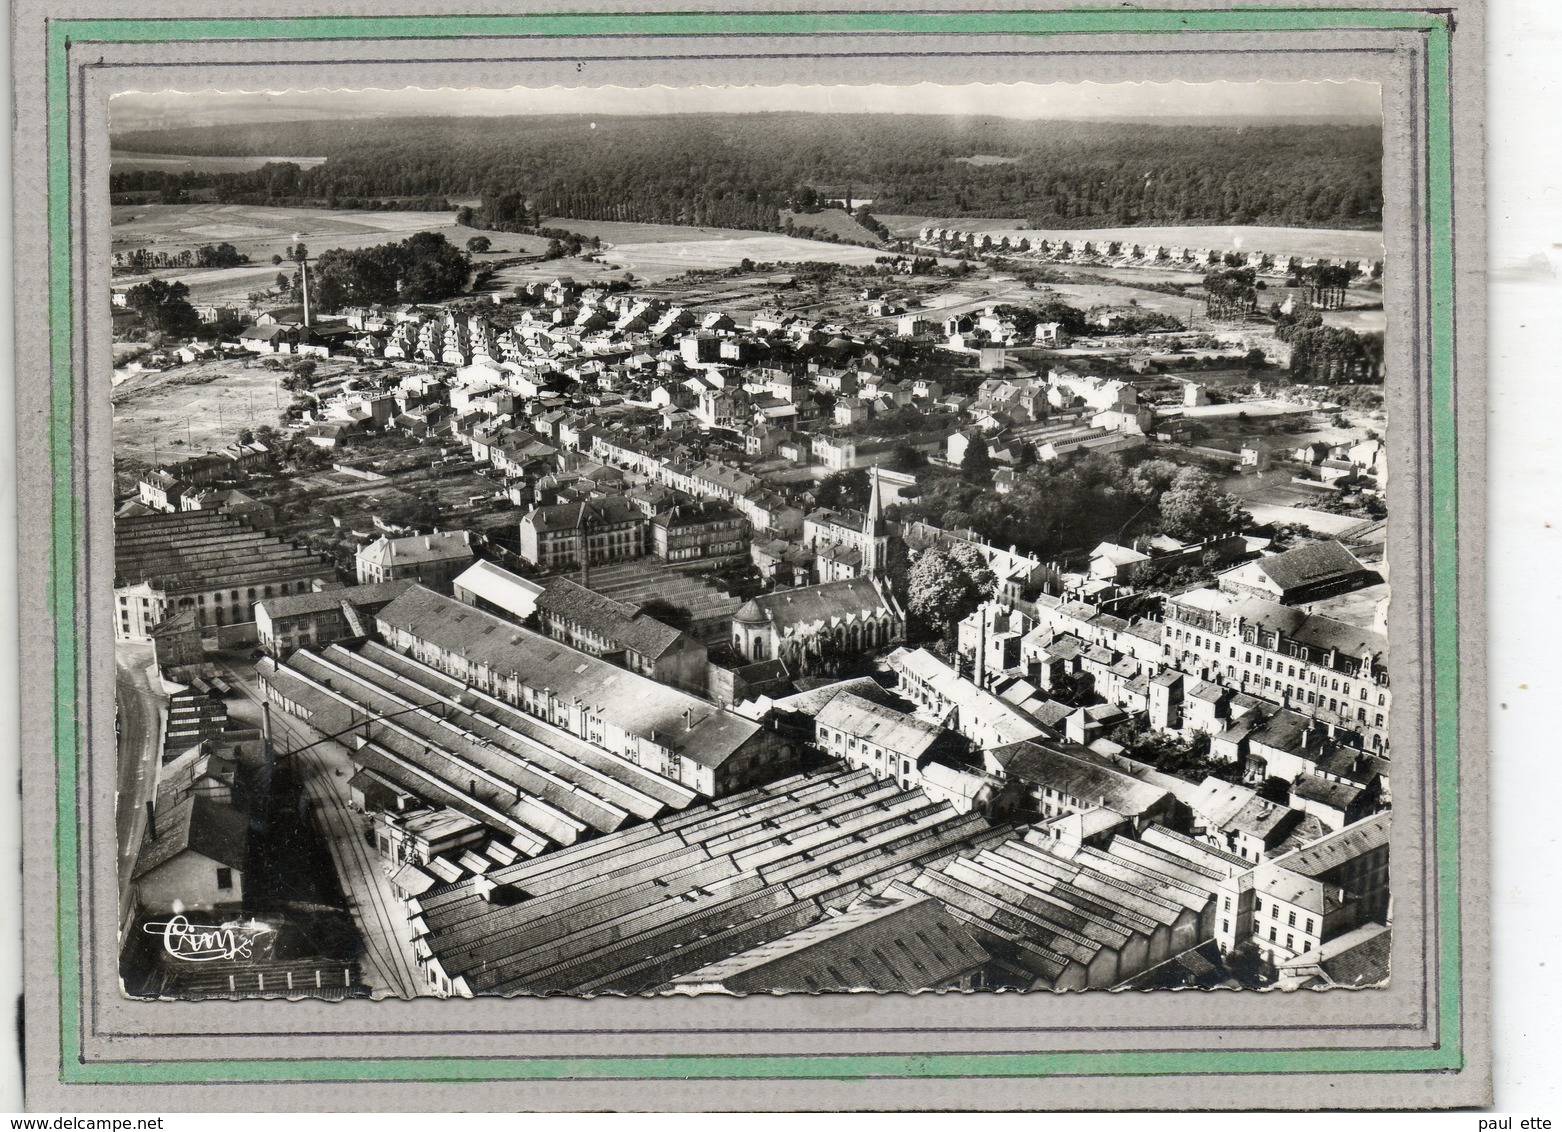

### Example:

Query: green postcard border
xmin=46 ymin=7 xmax=1461 ymax=1087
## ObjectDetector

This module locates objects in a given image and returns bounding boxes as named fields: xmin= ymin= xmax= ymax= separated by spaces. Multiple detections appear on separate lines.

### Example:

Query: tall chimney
xmin=297 ymin=245 xmax=313 ymax=329
xmin=145 ymin=800 xmax=155 ymax=838
xmin=975 ymin=606 xmax=988 ymax=688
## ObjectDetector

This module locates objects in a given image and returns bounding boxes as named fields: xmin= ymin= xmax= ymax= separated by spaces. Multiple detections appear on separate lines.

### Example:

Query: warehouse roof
xmin=374 ymin=585 xmax=758 ymax=769
xmin=451 ymin=560 xmax=545 ymax=621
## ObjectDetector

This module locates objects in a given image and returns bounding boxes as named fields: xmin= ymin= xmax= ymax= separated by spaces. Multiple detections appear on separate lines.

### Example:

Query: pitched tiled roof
xmin=358 ymin=530 xmax=474 ymax=570
xmin=991 ymin=739 xmax=1170 ymax=818
xmin=815 ymin=691 xmax=953 ymax=761
xmin=747 ymin=578 xmax=895 ymax=632
xmin=1291 ymin=775 xmax=1364 ymax=811
xmin=1171 ymin=588 xmax=1387 ymax=659
xmin=257 ymin=579 xmax=414 ymax=622
xmin=536 ymin=577 xmax=689 ymax=660
xmin=1252 ymin=541 xmax=1371 ymax=592
xmin=1271 ymin=811 xmax=1389 ymax=878
xmin=132 ymin=795 xmax=248 ymax=880
xmin=522 ymin=495 xmax=642 ymax=533
xmin=1319 ymin=924 xmax=1392 ymax=986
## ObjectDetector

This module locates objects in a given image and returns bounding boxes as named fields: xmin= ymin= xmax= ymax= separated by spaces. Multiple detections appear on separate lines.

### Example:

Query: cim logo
xmin=143 ymin=915 xmax=277 ymax=963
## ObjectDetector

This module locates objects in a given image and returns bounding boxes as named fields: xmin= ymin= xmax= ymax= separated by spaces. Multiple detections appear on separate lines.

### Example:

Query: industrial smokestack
xmin=145 ymin=800 xmax=155 ymax=838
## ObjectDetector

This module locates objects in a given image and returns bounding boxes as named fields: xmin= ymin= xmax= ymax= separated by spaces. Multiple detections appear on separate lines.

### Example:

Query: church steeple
xmin=866 ymin=465 xmax=886 ymax=535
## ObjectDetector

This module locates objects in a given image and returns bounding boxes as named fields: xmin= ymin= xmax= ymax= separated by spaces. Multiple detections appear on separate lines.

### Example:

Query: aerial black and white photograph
xmin=109 ymin=80 xmax=1393 ymax=1002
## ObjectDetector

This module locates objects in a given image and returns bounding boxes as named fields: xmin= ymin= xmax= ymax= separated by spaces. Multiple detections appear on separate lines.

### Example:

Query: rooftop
xmin=451 ymin=560 xmax=545 ymax=621
xmin=132 ymin=794 xmax=248 ymax=880
xmin=409 ymin=766 xmax=1011 ymax=995
xmin=536 ymin=577 xmax=692 ymax=661
xmin=815 ymin=690 xmax=957 ymax=761
xmin=667 ymin=893 xmax=989 ymax=993
xmin=737 ymin=577 xmax=896 ymax=633
xmin=1234 ymin=540 xmax=1374 ymax=595
xmin=373 ymin=585 xmax=757 ymax=769
xmin=256 ymin=579 xmax=413 ymax=623
xmin=358 ymin=530 xmax=475 ymax=570
xmin=521 ymin=494 xmax=642 ymax=533
xmin=1170 ymin=587 xmax=1388 ymax=661
xmin=116 ymin=511 xmax=332 ymax=595
xmin=989 ymin=739 xmax=1171 ymax=819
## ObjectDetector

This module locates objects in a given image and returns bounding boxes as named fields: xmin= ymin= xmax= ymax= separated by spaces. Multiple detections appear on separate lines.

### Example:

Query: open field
xmin=600 ymin=235 xmax=884 ymax=281
xmin=877 ymin=216 xmax=1385 ymax=261
xmin=111 ymin=203 xmax=478 ymax=257
xmin=536 ymin=218 xmax=775 ymax=245
xmin=111 ymin=203 xmax=549 ymax=305
xmin=525 ymin=218 xmax=886 ymax=281
xmin=110 ymin=150 xmax=328 ymax=173
xmin=779 ymin=209 xmax=885 ymax=248
xmin=111 ymin=206 xmax=890 ymax=299
xmin=1238 ymin=501 xmax=1375 ymax=537
xmin=1042 ymin=281 xmax=1204 ymax=319
xmin=110 ymin=356 xmax=307 ymax=466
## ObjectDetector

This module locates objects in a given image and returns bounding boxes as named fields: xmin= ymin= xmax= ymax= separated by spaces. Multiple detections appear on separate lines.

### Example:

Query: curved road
xmin=115 ymin=644 xmax=165 ymax=908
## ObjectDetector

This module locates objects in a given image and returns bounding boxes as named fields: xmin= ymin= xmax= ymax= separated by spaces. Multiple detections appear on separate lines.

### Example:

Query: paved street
xmin=114 ymin=642 xmax=164 ymax=907
xmin=215 ymin=657 xmax=424 ymax=999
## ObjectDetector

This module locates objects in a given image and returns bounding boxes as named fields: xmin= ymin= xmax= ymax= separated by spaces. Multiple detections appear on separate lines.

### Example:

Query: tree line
xmin=1273 ymin=311 xmax=1384 ymax=383
xmin=112 ymin=112 xmax=1384 ymax=232
xmin=115 ymin=242 xmax=249 ymax=273
xmin=890 ymin=450 xmax=1249 ymax=564
xmin=305 ymin=232 xmax=472 ymax=311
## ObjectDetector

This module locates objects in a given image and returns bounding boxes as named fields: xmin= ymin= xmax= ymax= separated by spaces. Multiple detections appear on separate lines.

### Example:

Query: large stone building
xmin=801 ymin=467 xmax=897 ymax=583
xmin=885 ymin=647 xmax=1047 ymax=750
xmin=731 ymin=577 xmax=903 ymax=672
xmin=533 ymin=577 xmax=709 ymax=692
xmin=518 ymin=495 xmax=646 ymax=569
xmin=1163 ymin=587 xmax=1391 ymax=752
xmin=649 ymin=500 xmax=751 ymax=565
xmin=254 ymin=579 xmax=414 ymax=658
xmin=809 ymin=688 xmax=979 ymax=798
xmin=355 ymin=529 xmax=475 ymax=593
xmin=1214 ymin=812 xmax=1391 ymax=968
xmin=114 ymin=511 xmax=334 ymax=643
xmin=372 ymin=584 xmax=789 ymax=798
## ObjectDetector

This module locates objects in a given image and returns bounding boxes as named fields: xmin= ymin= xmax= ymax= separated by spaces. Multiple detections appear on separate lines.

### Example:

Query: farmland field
xmin=778 ymin=209 xmax=885 ymax=247
xmin=535 ymin=218 xmax=775 ymax=245
xmin=597 ymin=235 xmax=883 ymax=281
xmin=110 ymin=150 xmax=328 ymax=173
xmin=877 ymin=216 xmax=1385 ymax=262
xmin=111 ymin=202 xmax=550 ymax=304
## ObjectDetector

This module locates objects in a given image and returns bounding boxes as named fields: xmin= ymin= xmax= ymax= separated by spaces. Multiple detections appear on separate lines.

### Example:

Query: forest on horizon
xmin=112 ymin=112 xmax=1385 ymax=233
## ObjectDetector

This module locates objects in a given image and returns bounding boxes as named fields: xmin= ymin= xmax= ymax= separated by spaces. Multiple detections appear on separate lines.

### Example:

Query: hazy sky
xmin=111 ymin=80 xmax=1380 ymax=133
